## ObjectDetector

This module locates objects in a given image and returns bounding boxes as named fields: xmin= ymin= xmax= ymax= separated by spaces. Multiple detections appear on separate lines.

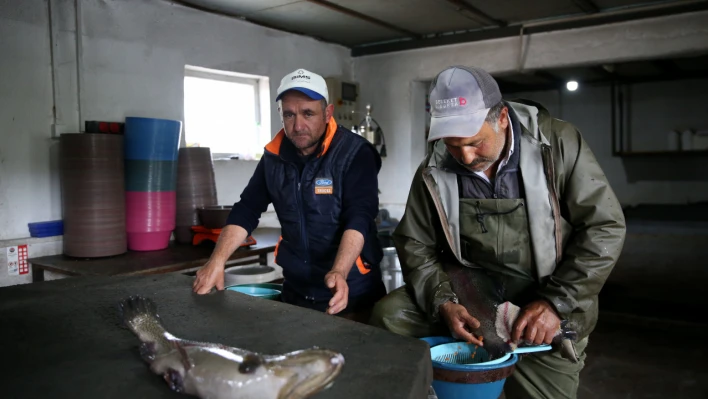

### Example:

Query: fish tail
xmin=119 ymin=296 xmax=172 ymax=355
xmin=119 ymin=295 xmax=163 ymax=329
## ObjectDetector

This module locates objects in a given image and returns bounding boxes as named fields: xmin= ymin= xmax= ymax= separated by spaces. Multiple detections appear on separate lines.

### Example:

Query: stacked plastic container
xmin=60 ymin=133 xmax=127 ymax=257
xmin=174 ymin=147 xmax=218 ymax=244
xmin=124 ymin=117 xmax=182 ymax=251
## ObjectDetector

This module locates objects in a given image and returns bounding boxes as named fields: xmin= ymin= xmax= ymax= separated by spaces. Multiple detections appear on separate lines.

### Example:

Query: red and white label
xmin=18 ymin=244 xmax=28 ymax=275
xmin=7 ymin=245 xmax=29 ymax=276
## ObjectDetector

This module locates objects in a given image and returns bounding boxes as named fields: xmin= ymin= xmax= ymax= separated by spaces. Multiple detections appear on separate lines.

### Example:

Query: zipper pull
xmin=298 ymin=183 xmax=301 ymax=191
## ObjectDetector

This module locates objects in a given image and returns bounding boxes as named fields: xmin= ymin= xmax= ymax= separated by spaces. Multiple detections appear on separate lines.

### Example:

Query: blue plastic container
xmin=124 ymin=159 xmax=178 ymax=191
xmin=422 ymin=336 xmax=519 ymax=399
xmin=124 ymin=117 xmax=182 ymax=161
xmin=28 ymin=220 xmax=64 ymax=238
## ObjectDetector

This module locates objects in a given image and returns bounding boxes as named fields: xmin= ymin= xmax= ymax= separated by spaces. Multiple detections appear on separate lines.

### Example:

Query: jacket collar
xmin=264 ymin=117 xmax=339 ymax=158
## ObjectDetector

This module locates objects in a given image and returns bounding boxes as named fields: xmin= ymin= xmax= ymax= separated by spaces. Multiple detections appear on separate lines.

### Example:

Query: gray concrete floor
xmin=577 ymin=314 xmax=708 ymax=399
xmin=495 ymin=314 xmax=708 ymax=399
xmin=574 ymin=209 xmax=708 ymax=398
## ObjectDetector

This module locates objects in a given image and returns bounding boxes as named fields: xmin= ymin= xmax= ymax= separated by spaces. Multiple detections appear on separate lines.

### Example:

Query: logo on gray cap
xmin=434 ymin=96 xmax=467 ymax=110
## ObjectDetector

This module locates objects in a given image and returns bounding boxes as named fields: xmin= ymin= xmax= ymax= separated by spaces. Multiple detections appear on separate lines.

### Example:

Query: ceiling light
xmin=566 ymin=81 xmax=579 ymax=91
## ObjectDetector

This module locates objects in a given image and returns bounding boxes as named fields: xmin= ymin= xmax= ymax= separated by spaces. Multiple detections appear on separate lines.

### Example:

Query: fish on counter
xmin=443 ymin=264 xmax=579 ymax=362
xmin=119 ymin=296 xmax=344 ymax=399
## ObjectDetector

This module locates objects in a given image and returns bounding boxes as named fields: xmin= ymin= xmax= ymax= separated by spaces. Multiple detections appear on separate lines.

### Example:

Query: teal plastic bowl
xmin=228 ymin=283 xmax=283 ymax=291
xmin=422 ymin=336 xmax=519 ymax=399
xmin=226 ymin=286 xmax=281 ymax=300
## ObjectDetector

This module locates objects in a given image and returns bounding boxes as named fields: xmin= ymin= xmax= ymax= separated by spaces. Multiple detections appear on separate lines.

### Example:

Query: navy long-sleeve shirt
xmin=226 ymin=134 xmax=380 ymax=241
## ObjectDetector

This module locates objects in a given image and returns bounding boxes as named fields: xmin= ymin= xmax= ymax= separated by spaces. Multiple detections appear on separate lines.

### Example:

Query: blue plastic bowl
xmin=28 ymin=220 xmax=64 ymax=237
xmin=421 ymin=336 xmax=519 ymax=399
xmin=124 ymin=117 xmax=182 ymax=161
xmin=226 ymin=286 xmax=281 ymax=300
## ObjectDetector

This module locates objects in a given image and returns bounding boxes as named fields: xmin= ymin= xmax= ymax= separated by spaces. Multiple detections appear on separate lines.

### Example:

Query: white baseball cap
xmin=276 ymin=68 xmax=329 ymax=103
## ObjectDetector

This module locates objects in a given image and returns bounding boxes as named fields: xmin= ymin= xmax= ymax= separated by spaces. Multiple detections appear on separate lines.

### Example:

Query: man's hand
xmin=439 ymin=301 xmax=484 ymax=346
xmin=192 ymin=260 xmax=225 ymax=295
xmin=512 ymin=299 xmax=561 ymax=345
xmin=325 ymin=271 xmax=348 ymax=315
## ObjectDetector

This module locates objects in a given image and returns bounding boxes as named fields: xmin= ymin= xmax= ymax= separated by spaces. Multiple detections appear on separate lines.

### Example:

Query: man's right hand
xmin=439 ymin=301 xmax=484 ymax=346
xmin=192 ymin=260 xmax=225 ymax=295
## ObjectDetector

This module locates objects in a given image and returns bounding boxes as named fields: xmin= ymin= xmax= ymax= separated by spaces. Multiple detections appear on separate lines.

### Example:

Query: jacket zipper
xmin=292 ymin=164 xmax=310 ymax=262
xmin=296 ymin=179 xmax=315 ymax=301
xmin=541 ymin=145 xmax=563 ymax=265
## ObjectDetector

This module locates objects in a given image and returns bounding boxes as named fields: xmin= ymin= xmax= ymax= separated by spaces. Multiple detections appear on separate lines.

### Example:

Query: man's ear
xmin=498 ymin=106 xmax=509 ymax=130
xmin=325 ymin=103 xmax=334 ymax=122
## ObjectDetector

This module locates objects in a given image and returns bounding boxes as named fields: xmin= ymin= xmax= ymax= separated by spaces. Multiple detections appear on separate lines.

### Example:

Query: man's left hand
xmin=325 ymin=271 xmax=348 ymax=315
xmin=511 ymin=300 xmax=561 ymax=345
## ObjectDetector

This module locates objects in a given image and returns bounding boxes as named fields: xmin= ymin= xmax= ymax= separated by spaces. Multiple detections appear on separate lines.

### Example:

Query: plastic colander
xmin=430 ymin=341 xmax=552 ymax=368
xmin=431 ymin=343 xmax=512 ymax=366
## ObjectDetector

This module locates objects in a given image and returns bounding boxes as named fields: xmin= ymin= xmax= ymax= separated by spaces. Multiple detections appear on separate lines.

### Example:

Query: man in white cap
xmin=370 ymin=66 xmax=626 ymax=397
xmin=193 ymin=68 xmax=386 ymax=323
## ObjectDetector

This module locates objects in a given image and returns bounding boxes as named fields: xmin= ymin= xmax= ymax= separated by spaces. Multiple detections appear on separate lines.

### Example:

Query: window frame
xmin=184 ymin=65 xmax=269 ymax=160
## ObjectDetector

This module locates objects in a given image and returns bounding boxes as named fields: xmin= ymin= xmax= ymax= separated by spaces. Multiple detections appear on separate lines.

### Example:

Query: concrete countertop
xmin=0 ymin=273 xmax=432 ymax=399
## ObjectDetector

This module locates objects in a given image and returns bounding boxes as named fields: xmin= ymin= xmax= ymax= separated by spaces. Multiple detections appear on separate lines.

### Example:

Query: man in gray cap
xmin=370 ymin=66 xmax=626 ymax=398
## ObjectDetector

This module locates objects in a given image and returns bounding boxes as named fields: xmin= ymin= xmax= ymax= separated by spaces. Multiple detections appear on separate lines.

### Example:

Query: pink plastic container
xmin=127 ymin=231 xmax=173 ymax=251
xmin=125 ymin=191 xmax=176 ymax=251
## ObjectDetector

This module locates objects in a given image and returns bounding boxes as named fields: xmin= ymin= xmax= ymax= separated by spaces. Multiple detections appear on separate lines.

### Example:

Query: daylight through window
xmin=184 ymin=66 xmax=270 ymax=160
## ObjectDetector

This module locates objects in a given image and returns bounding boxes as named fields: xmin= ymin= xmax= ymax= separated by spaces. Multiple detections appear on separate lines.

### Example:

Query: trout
xmin=443 ymin=264 xmax=579 ymax=363
xmin=119 ymin=296 xmax=344 ymax=399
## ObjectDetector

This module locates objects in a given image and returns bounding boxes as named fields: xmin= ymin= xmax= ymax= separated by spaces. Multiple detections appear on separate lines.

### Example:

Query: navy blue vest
xmin=263 ymin=121 xmax=383 ymax=301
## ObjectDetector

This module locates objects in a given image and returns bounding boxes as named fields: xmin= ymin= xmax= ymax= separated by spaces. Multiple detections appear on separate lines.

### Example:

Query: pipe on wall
xmin=74 ymin=0 xmax=84 ymax=132
xmin=47 ymin=0 xmax=59 ymax=128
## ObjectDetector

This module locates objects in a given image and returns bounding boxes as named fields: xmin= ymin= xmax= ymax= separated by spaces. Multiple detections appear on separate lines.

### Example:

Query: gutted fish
xmin=443 ymin=264 xmax=579 ymax=363
xmin=119 ymin=296 xmax=344 ymax=399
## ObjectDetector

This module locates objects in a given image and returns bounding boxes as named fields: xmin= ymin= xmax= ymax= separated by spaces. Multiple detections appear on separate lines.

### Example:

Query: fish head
xmin=265 ymin=348 xmax=345 ymax=399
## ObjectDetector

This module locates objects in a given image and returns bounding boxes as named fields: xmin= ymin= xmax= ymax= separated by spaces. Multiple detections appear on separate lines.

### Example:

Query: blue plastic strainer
xmin=430 ymin=342 xmax=552 ymax=367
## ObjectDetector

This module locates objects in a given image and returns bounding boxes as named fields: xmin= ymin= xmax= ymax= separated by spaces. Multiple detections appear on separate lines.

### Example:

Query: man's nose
xmin=293 ymin=115 xmax=304 ymax=132
xmin=460 ymin=149 xmax=476 ymax=165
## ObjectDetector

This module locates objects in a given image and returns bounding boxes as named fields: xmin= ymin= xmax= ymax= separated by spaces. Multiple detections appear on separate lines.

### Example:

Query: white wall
xmin=353 ymin=11 xmax=708 ymax=213
xmin=504 ymin=79 xmax=708 ymax=207
xmin=0 ymin=0 xmax=351 ymax=241
xmin=0 ymin=1 xmax=60 ymax=240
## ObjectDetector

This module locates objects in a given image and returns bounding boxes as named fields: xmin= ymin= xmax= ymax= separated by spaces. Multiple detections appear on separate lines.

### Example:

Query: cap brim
xmin=427 ymin=107 xmax=489 ymax=142
xmin=275 ymin=87 xmax=325 ymax=102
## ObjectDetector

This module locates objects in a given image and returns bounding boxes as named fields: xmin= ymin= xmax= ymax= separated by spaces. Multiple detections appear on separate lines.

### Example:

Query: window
xmin=184 ymin=66 xmax=271 ymax=160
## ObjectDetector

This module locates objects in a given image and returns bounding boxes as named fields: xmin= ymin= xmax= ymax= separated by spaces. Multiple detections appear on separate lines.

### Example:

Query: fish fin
xmin=118 ymin=296 xmax=163 ymax=331
xmin=239 ymin=354 xmax=263 ymax=374
xmin=139 ymin=342 xmax=157 ymax=363
xmin=559 ymin=338 xmax=580 ymax=364
xmin=163 ymin=368 xmax=185 ymax=393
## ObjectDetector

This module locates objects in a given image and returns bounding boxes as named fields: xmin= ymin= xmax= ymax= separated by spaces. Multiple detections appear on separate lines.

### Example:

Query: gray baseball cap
xmin=427 ymin=66 xmax=502 ymax=142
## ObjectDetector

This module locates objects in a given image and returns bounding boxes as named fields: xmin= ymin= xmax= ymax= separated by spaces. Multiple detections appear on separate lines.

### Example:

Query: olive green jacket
xmin=392 ymin=99 xmax=626 ymax=338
